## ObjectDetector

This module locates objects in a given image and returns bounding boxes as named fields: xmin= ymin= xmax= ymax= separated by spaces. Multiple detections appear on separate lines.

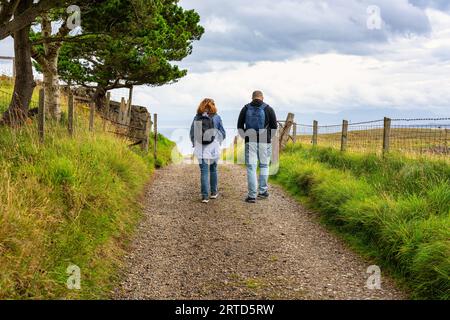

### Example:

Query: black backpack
xmin=196 ymin=114 xmax=216 ymax=145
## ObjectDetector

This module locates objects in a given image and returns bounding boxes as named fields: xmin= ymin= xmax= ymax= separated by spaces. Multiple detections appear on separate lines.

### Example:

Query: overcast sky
xmin=139 ymin=0 xmax=450 ymax=129
xmin=1 ymin=0 xmax=450 ymax=132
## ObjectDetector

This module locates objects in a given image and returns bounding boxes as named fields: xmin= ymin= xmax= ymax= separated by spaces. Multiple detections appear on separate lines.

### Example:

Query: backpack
xmin=196 ymin=114 xmax=216 ymax=145
xmin=245 ymin=103 xmax=267 ymax=131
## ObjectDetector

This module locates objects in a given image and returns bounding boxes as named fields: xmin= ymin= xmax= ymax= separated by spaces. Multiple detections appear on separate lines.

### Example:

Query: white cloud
xmin=134 ymin=8 xmax=450 ymax=128
xmin=203 ymin=16 xmax=238 ymax=33
xmin=137 ymin=51 xmax=450 ymax=121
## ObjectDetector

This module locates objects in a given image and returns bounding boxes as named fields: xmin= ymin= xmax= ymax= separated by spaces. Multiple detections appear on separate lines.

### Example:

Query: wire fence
xmin=294 ymin=117 xmax=449 ymax=160
xmin=390 ymin=118 xmax=449 ymax=156
xmin=0 ymin=85 xmax=156 ymax=154
xmin=0 ymin=88 xmax=40 ymax=114
xmin=1 ymin=83 xmax=448 ymax=160
xmin=316 ymin=124 xmax=342 ymax=150
xmin=347 ymin=119 xmax=384 ymax=153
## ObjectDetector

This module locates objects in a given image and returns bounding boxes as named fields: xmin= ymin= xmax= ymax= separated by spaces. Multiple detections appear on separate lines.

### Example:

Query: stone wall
xmin=63 ymin=86 xmax=153 ymax=150
xmin=106 ymin=99 xmax=152 ymax=150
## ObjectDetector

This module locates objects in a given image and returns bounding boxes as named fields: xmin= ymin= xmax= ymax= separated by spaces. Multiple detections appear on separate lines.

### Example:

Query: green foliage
xmin=0 ymin=116 xmax=175 ymax=299
xmin=273 ymin=144 xmax=450 ymax=299
xmin=57 ymin=0 xmax=204 ymax=90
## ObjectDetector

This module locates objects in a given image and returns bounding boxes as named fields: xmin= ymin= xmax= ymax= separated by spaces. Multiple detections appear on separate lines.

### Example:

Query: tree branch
xmin=0 ymin=0 xmax=21 ymax=25
xmin=30 ymin=45 xmax=51 ymax=71
xmin=30 ymin=32 xmax=105 ymax=45
xmin=0 ymin=0 xmax=64 ymax=40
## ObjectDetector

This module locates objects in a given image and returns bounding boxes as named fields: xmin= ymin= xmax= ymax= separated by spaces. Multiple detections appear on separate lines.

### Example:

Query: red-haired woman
xmin=190 ymin=98 xmax=226 ymax=203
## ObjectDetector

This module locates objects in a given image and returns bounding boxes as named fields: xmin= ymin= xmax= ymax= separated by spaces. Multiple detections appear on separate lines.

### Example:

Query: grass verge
xmin=0 ymin=113 xmax=176 ymax=299
xmin=272 ymin=144 xmax=449 ymax=300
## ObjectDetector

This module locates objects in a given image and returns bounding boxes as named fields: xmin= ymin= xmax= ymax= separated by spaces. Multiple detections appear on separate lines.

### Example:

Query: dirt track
xmin=114 ymin=163 xmax=405 ymax=300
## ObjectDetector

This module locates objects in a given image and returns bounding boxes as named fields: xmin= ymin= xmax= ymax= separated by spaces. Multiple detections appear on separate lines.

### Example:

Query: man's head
xmin=252 ymin=90 xmax=264 ymax=101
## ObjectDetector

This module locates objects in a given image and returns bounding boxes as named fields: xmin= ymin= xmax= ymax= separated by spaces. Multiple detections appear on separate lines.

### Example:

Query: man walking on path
xmin=237 ymin=90 xmax=278 ymax=203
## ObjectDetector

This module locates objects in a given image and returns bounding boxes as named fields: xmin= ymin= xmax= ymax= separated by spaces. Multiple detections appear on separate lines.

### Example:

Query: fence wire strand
xmin=317 ymin=124 xmax=341 ymax=150
xmin=296 ymin=124 xmax=314 ymax=145
xmin=292 ymin=118 xmax=449 ymax=160
xmin=347 ymin=120 xmax=384 ymax=153
xmin=390 ymin=119 xmax=449 ymax=157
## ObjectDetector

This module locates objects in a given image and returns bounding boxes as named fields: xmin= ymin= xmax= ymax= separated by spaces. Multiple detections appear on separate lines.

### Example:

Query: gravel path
xmin=114 ymin=163 xmax=406 ymax=300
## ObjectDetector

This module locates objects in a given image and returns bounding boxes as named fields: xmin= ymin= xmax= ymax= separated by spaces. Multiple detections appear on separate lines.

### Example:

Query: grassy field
xmin=272 ymin=144 xmax=450 ymax=300
xmin=296 ymin=126 xmax=449 ymax=159
xmin=0 ymin=78 xmax=14 ymax=113
xmin=0 ymin=77 xmax=42 ymax=113
xmin=0 ymin=83 xmax=177 ymax=299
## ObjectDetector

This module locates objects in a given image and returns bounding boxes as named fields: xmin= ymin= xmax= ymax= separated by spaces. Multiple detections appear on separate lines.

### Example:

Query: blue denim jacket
xmin=190 ymin=114 xmax=226 ymax=146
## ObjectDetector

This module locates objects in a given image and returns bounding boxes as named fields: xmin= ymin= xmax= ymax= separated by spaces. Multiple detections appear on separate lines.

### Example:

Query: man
xmin=237 ymin=90 xmax=278 ymax=203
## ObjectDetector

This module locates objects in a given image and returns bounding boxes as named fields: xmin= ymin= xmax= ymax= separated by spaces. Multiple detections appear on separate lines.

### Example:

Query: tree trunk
xmin=43 ymin=62 xmax=61 ymax=121
xmin=41 ymin=14 xmax=61 ymax=121
xmin=2 ymin=0 xmax=35 ymax=125
xmin=43 ymin=67 xmax=61 ymax=121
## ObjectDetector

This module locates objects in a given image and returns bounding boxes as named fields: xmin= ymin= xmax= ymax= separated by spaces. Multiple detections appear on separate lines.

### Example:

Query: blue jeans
xmin=199 ymin=159 xmax=218 ymax=198
xmin=245 ymin=143 xmax=272 ymax=198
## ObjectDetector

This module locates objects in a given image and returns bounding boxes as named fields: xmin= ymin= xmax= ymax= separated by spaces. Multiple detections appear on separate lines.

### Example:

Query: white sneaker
xmin=210 ymin=192 xmax=219 ymax=199
xmin=202 ymin=197 xmax=209 ymax=203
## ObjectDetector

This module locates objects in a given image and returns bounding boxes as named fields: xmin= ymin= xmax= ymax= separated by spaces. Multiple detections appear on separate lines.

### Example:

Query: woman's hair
xmin=197 ymin=98 xmax=217 ymax=115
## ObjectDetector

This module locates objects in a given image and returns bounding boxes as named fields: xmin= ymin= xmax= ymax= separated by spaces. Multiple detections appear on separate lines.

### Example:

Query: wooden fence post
xmin=68 ymin=91 xmax=74 ymax=137
xmin=312 ymin=120 xmax=318 ymax=146
xmin=383 ymin=117 xmax=391 ymax=154
xmin=38 ymin=88 xmax=45 ymax=143
xmin=153 ymin=113 xmax=158 ymax=160
xmin=142 ymin=113 xmax=151 ymax=152
xmin=292 ymin=123 xmax=297 ymax=143
xmin=279 ymin=113 xmax=295 ymax=150
xmin=341 ymin=120 xmax=348 ymax=152
xmin=89 ymin=102 xmax=95 ymax=132
xmin=127 ymin=86 xmax=133 ymax=120
xmin=119 ymin=97 xmax=126 ymax=124
xmin=103 ymin=92 xmax=110 ymax=131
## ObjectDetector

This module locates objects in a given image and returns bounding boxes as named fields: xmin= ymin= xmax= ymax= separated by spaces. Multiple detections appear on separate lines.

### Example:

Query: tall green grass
xmin=0 ymin=77 xmax=40 ymax=113
xmin=273 ymin=144 xmax=450 ymax=300
xmin=0 ymin=114 xmax=176 ymax=299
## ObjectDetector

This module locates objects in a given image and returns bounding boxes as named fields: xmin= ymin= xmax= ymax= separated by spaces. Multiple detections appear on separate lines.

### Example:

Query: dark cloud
xmin=181 ymin=0 xmax=439 ymax=67
xmin=409 ymin=0 xmax=450 ymax=10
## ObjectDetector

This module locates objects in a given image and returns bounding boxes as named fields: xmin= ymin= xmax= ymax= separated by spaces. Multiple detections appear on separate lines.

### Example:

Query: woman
xmin=190 ymin=98 xmax=226 ymax=203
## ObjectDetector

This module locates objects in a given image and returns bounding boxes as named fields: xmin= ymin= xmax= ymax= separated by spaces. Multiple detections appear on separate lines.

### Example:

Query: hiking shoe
xmin=245 ymin=197 xmax=256 ymax=203
xmin=258 ymin=192 xmax=269 ymax=199
xmin=210 ymin=192 xmax=219 ymax=199
xmin=202 ymin=197 xmax=209 ymax=203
